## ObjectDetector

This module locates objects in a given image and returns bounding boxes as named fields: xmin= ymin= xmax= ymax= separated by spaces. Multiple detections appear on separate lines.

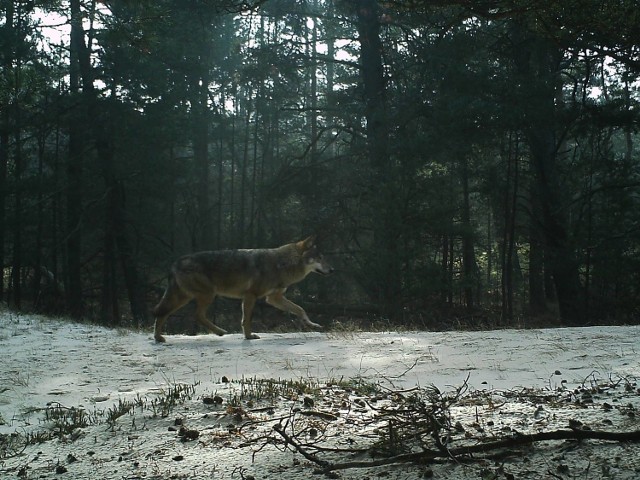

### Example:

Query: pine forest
xmin=1 ymin=0 xmax=639 ymax=331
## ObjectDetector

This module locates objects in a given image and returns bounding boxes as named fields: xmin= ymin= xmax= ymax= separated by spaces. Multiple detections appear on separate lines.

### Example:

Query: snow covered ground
xmin=1 ymin=311 xmax=640 ymax=479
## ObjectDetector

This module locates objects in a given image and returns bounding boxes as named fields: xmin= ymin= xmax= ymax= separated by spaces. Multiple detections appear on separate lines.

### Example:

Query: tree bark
xmin=66 ymin=0 xmax=86 ymax=318
xmin=355 ymin=0 xmax=401 ymax=316
xmin=440 ymin=234 xmax=451 ymax=305
xmin=239 ymin=89 xmax=251 ymax=246
xmin=460 ymin=156 xmax=477 ymax=309
xmin=511 ymin=23 xmax=584 ymax=325
xmin=528 ymin=126 xmax=583 ymax=324
xmin=10 ymin=73 xmax=22 ymax=309
xmin=0 ymin=0 xmax=14 ymax=304
xmin=192 ymin=71 xmax=214 ymax=250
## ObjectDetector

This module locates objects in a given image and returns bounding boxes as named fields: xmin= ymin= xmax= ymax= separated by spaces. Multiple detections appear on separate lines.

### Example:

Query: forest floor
xmin=1 ymin=312 xmax=640 ymax=479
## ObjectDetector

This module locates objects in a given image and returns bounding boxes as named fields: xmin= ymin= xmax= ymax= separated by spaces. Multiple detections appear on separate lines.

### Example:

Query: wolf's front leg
xmin=241 ymin=295 xmax=260 ymax=339
xmin=266 ymin=292 xmax=322 ymax=331
xmin=299 ymin=315 xmax=322 ymax=330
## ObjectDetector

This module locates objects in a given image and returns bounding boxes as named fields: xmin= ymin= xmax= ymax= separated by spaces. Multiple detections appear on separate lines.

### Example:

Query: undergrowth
xmin=1 ymin=375 xmax=379 ymax=460
xmin=0 ymin=380 xmax=200 ymax=458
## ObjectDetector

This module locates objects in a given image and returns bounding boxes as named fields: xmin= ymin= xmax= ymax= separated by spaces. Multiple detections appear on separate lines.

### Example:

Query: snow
xmin=1 ymin=311 xmax=640 ymax=479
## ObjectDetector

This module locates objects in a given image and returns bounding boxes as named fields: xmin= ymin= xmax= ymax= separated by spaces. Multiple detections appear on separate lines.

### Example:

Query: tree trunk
xmin=0 ymin=128 xmax=6 ymax=303
xmin=309 ymin=5 xmax=319 ymax=165
xmin=250 ymin=82 xmax=260 ymax=244
xmin=229 ymin=93 xmax=237 ymax=246
xmin=192 ymin=72 xmax=213 ymax=250
xmin=528 ymin=141 xmax=547 ymax=315
xmin=528 ymin=224 xmax=547 ymax=315
xmin=239 ymin=89 xmax=251 ymax=246
xmin=33 ymin=129 xmax=47 ymax=308
xmin=66 ymin=0 xmax=85 ymax=318
xmin=440 ymin=234 xmax=450 ymax=305
xmin=0 ymin=122 xmax=7 ymax=304
xmin=0 ymin=0 xmax=14 ymax=304
xmin=511 ymin=24 xmax=584 ymax=325
xmin=623 ymin=79 xmax=633 ymax=162
xmin=460 ymin=156 xmax=477 ymax=309
xmin=528 ymin=126 xmax=583 ymax=325
xmin=101 ymin=211 xmax=119 ymax=325
xmin=326 ymin=0 xmax=336 ymax=159
xmin=355 ymin=0 xmax=401 ymax=316
xmin=112 ymin=181 xmax=148 ymax=325
xmin=11 ymin=82 xmax=22 ymax=309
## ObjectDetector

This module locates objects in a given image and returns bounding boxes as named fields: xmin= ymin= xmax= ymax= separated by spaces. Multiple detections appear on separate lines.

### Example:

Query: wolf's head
xmin=297 ymin=236 xmax=334 ymax=276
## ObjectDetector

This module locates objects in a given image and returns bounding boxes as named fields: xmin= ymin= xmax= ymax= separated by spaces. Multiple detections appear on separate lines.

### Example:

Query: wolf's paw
xmin=212 ymin=326 xmax=227 ymax=336
xmin=244 ymin=333 xmax=261 ymax=340
xmin=154 ymin=334 xmax=166 ymax=343
xmin=304 ymin=320 xmax=323 ymax=330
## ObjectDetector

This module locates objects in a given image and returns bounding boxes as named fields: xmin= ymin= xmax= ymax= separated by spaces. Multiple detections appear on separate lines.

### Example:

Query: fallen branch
xmin=451 ymin=428 xmax=640 ymax=454
xmin=272 ymin=423 xmax=330 ymax=469
xmin=319 ymin=428 xmax=640 ymax=473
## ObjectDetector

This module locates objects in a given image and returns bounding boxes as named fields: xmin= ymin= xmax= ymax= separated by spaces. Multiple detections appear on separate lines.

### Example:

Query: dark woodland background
xmin=1 ymin=0 xmax=639 ymax=332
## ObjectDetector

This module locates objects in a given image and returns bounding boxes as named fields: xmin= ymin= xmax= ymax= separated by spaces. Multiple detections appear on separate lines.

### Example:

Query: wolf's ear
xmin=297 ymin=235 xmax=315 ymax=251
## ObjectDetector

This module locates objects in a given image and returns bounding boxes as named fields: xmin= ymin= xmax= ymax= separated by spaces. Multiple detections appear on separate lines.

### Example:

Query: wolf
xmin=153 ymin=236 xmax=333 ymax=342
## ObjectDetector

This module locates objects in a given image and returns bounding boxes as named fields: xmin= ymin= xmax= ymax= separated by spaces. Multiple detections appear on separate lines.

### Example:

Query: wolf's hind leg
xmin=266 ymin=292 xmax=322 ymax=330
xmin=194 ymin=294 xmax=227 ymax=336
xmin=153 ymin=280 xmax=191 ymax=343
